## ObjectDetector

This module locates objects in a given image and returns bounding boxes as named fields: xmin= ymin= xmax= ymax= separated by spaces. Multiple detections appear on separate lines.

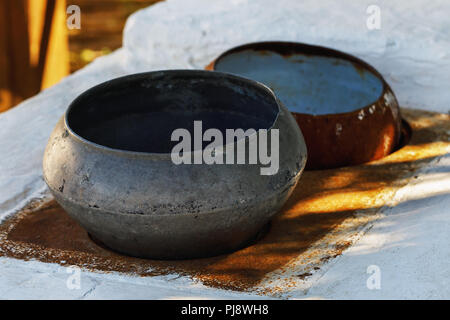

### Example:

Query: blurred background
xmin=0 ymin=0 xmax=160 ymax=113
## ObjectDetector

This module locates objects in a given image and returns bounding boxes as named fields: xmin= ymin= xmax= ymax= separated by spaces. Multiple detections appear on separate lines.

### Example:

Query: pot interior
xmin=214 ymin=48 xmax=384 ymax=115
xmin=67 ymin=72 xmax=279 ymax=153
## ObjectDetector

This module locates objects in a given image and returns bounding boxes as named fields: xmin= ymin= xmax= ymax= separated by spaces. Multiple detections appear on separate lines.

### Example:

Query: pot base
xmin=87 ymin=222 xmax=271 ymax=260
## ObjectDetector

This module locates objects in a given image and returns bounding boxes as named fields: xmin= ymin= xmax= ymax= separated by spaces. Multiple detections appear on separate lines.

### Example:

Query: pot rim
xmin=64 ymin=69 xmax=282 ymax=159
xmin=208 ymin=41 xmax=397 ymax=120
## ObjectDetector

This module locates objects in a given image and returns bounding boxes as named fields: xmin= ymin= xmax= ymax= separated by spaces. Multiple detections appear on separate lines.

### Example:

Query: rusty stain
xmin=0 ymin=109 xmax=448 ymax=294
xmin=351 ymin=61 xmax=368 ymax=80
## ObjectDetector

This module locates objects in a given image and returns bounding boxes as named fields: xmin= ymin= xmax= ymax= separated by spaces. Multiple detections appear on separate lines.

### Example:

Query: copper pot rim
xmin=207 ymin=41 xmax=396 ymax=120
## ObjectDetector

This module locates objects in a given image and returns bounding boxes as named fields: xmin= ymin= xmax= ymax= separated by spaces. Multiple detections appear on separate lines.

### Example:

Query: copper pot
xmin=207 ymin=42 xmax=401 ymax=169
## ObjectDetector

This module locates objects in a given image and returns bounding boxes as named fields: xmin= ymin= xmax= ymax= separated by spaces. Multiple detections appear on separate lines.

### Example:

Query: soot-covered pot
xmin=43 ymin=70 xmax=307 ymax=259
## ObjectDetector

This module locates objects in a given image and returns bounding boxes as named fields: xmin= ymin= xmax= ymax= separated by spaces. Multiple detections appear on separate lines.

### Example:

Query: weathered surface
xmin=0 ymin=0 xmax=449 ymax=299
xmin=1 ymin=109 xmax=448 ymax=297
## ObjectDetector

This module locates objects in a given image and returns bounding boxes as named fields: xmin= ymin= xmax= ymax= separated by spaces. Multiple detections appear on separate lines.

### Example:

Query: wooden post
xmin=0 ymin=0 xmax=69 ymax=112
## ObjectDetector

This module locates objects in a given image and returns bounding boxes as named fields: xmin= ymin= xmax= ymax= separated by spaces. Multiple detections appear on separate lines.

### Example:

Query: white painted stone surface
xmin=123 ymin=0 xmax=450 ymax=113
xmin=0 ymin=0 xmax=448 ymax=299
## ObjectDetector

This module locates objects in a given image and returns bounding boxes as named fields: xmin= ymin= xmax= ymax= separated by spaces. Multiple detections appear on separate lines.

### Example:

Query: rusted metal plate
xmin=0 ymin=109 xmax=448 ymax=296
xmin=207 ymin=42 xmax=402 ymax=169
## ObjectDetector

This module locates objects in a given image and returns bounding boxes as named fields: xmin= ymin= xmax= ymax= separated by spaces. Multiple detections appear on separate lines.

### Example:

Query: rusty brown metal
xmin=207 ymin=42 xmax=402 ymax=169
